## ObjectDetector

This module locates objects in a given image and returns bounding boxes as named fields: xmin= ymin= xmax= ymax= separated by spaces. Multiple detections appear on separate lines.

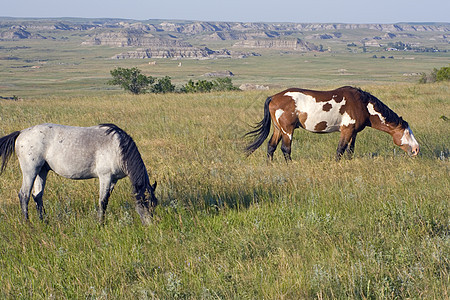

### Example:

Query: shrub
xmin=181 ymin=80 xmax=197 ymax=93
xmin=108 ymin=67 xmax=155 ymax=95
xmin=181 ymin=78 xmax=238 ymax=93
xmin=418 ymin=65 xmax=449 ymax=83
xmin=212 ymin=77 xmax=239 ymax=91
xmin=151 ymin=76 xmax=175 ymax=94
xmin=195 ymin=80 xmax=214 ymax=93
xmin=418 ymin=73 xmax=428 ymax=84
xmin=435 ymin=65 xmax=450 ymax=81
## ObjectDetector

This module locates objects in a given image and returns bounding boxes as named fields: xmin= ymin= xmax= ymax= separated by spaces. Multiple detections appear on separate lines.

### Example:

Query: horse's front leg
xmin=336 ymin=127 xmax=355 ymax=161
xmin=97 ymin=177 xmax=116 ymax=223
xmin=345 ymin=132 xmax=357 ymax=159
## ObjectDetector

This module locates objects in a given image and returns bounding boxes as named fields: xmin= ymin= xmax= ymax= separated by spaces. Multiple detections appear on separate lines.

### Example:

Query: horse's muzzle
xmin=409 ymin=145 xmax=420 ymax=157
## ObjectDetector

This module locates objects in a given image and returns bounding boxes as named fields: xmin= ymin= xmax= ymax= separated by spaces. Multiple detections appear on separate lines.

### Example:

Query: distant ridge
xmin=1 ymin=18 xmax=448 ymax=57
xmin=1 ymin=17 xmax=449 ymax=33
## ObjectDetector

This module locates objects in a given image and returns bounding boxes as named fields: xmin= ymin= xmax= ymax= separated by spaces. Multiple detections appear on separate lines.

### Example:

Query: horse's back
xmin=16 ymin=123 xmax=110 ymax=152
xmin=16 ymin=124 xmax=124 ymax=179
xmin=271 ymin=86 xmax=359 ymax=105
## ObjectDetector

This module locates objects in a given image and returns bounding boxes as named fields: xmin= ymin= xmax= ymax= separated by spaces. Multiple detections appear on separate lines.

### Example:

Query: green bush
xmin=419 ymin=65 xmax=449 ymax=83
xmin=181 ymin=79 xmax=214 ymax=93
xmin=435 ymin=65 xmax=450 ymax=81
xmin=212 ymin=77 xmax=239 ymax=91
xmin=108 ymin=67 xmax=155 ymax=95
xmin=151 ymin=76 xmax=176 ymax=94
xmin=181 ymin=77 xmax=238 ymax=93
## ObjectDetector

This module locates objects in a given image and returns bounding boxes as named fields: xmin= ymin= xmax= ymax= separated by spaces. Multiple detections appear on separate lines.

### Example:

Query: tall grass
xmin=0 ymin=83 xmax=448 ymax=298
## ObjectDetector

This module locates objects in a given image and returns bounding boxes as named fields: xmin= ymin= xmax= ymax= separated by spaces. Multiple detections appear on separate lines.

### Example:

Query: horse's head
xmin=392 ymin=120 xmax=420 ymax=157
xmin=134 ymin=181 xmax=158 ymax=225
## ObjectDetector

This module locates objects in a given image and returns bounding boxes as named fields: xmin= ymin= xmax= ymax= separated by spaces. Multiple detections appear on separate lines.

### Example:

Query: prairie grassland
xmin=0 ymin=83 xmax=449 ymax=299
xmin=1 ymin=36 xmax=449 ymax=98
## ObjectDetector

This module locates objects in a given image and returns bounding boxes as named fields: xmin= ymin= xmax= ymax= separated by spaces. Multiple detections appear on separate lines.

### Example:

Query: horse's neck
xmin=369 ymin=115 xmax=397 ymax=137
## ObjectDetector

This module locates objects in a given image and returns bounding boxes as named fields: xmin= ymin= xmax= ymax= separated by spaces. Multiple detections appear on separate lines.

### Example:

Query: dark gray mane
xmin=100 ymin=124 xmax=150 ymax=195
xmin=357 ymin=88 xmax=408 ymax=128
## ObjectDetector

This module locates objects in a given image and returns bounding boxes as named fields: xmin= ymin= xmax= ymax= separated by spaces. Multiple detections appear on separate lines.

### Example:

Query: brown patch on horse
xmin=332 ymin=94 xmax=344 ymax=103
xmin=298 ymin=112 xmax=308 ymax=128
xmin=314 ymin=121 xmax=328 ymax=132
xmin=306 ymin=91 xmax=333 ymax=102
xmin=322 ymin=103 xmax=332 ymax=112
xmin=307 ymin=90 xmax=346 ymax=104
xmin=339 ymin=103 xmax=347 ymax=115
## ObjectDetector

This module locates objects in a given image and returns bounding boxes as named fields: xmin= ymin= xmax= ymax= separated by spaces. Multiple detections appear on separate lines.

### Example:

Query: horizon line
xmin=0 ymin=16 xmax=449 ymax=26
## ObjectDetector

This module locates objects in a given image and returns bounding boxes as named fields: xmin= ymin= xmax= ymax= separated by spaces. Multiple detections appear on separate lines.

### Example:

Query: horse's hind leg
xmin=16 ymin=142 xmax=46 ymax=220
xmin=32 ymin=165 xmax=49 ymax=220
xmin=267 ymin=128 xmax=282 ymax=161
xmin=280 ymin=132 xmax=294 ymax=162
xmin=18 ymin=172 xmax=38 ymax=220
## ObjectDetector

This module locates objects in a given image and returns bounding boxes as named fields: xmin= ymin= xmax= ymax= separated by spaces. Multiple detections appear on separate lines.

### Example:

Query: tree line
xmin=108 ymin=67 xmax=239 ymax=95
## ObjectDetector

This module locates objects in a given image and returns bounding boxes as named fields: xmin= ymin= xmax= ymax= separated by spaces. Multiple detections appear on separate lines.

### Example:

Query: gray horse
xmin=0 ymin=123 xmax=157 ymax=224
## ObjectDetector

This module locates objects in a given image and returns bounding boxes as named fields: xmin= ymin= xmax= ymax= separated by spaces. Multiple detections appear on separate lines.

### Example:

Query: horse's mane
xmin=100 ymin=124 xmax=150 ymax=195
xmin=356 ymin=88 xmax=408 ymax=128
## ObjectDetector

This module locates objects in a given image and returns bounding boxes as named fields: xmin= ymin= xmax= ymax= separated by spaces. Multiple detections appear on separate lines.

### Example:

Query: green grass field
xmin=0 ymin=30 xmax=449 ymax=298
xmin=0 ymin=83 xmax=448 ymax=299
xmin=1 ymin=36 xmax=449 ymax=98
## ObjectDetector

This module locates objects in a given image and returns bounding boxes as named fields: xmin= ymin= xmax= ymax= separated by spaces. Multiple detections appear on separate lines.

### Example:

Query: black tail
xmin=0 ymin=131 xmax=20 ymax=174
xmin=245 ymin=96 xmax=272 ymax=155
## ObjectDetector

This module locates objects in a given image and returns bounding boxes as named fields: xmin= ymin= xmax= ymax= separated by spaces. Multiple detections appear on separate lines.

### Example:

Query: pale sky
xmin=1 ymin=0 xmax=449 ymax=24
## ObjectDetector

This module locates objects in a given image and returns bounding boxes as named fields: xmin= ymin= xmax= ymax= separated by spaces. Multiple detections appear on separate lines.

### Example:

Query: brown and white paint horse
xmin=246 ymin=86 xmax=419 ymax=161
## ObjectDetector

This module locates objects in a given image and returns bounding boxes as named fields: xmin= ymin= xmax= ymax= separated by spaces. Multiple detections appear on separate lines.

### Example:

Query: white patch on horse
xmin=285 ymin=92 xmax=347 ymax=133
xmin=401 ymin=126 xmax=418 ymax=147
xmin=274 ymin=108 xmax=292 ymax=140
xmin=341 ymin=112 xmax=356 ymax=127
xmin=275 ymin=109 xmax=284 ymax=123
xmin=367 ymin=103 xmax=386 ymax=124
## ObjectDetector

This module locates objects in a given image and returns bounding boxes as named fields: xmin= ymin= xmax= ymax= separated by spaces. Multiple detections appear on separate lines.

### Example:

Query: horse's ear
xmin=152 ymin=181 xmax=157 ymax=190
